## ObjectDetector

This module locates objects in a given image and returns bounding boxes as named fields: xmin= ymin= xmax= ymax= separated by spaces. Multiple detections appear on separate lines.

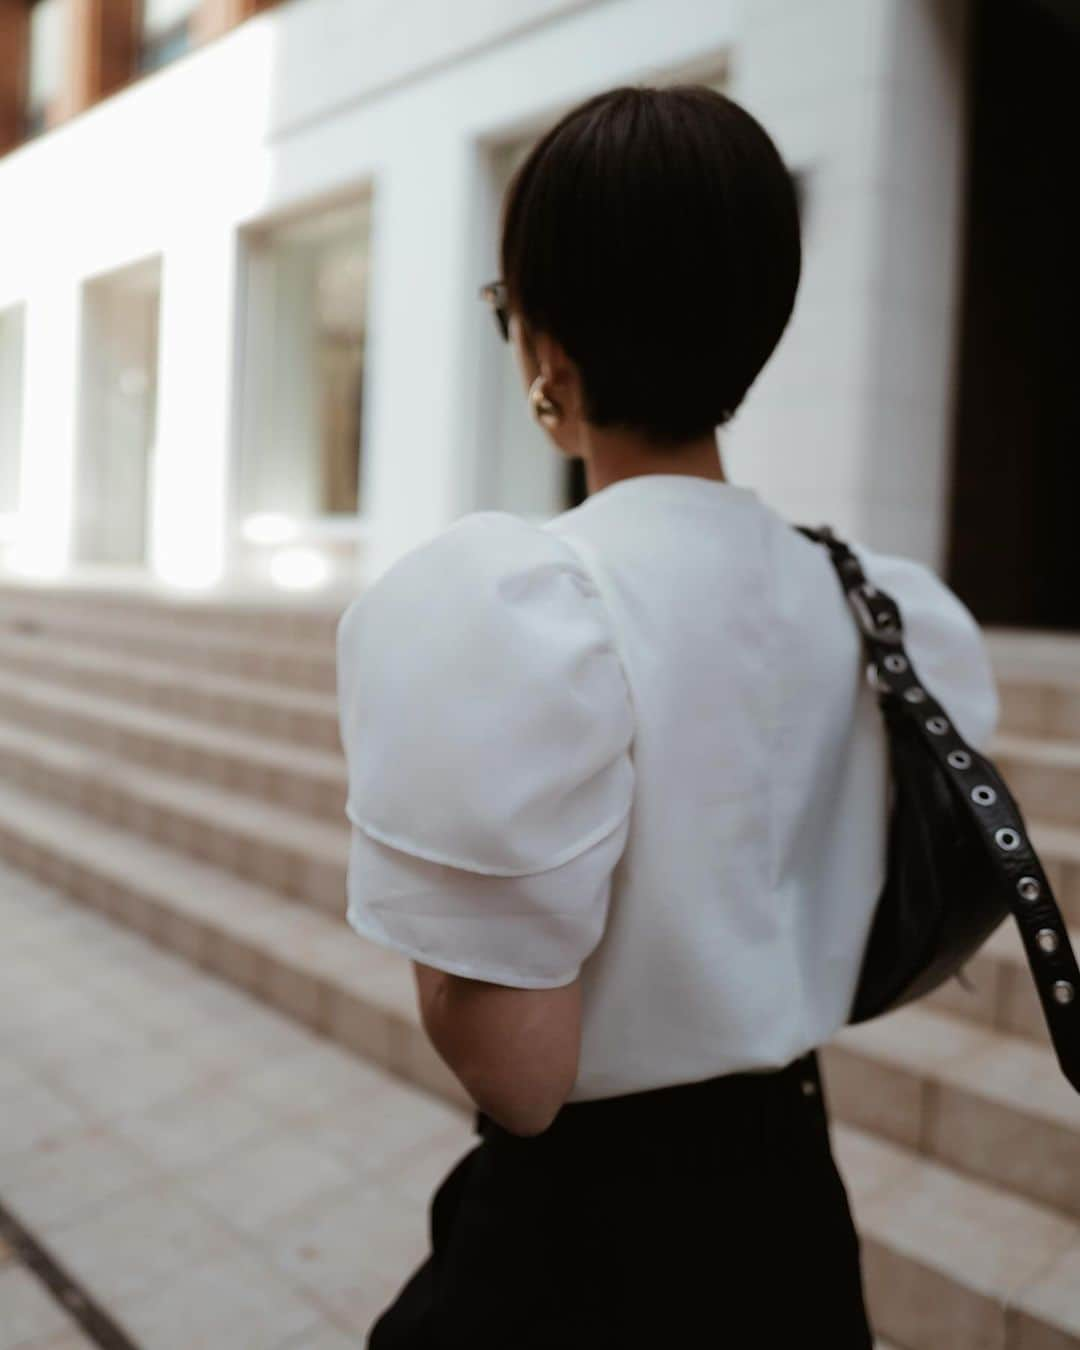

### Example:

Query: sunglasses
xmin=479 ymin=279 xmax=510 ymax=342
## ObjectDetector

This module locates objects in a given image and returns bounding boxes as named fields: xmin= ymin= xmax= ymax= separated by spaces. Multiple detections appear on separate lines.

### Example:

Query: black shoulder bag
xmin=796 ymin=522 xmax=1080 ymax=1096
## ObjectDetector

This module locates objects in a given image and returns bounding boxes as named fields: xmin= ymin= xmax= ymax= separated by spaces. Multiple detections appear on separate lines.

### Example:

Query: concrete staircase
xmin=1 ymin=580 xmax=1078 ymax=1350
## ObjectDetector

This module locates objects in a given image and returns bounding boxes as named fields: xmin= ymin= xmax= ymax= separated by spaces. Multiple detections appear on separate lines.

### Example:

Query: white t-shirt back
xmin=335 ymin=472 xmax=1000 ymax=1102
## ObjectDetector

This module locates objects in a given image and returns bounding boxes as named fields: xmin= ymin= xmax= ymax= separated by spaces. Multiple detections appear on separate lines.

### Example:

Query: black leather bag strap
xmin=796 ymin=522 xmax=1080 ymax=1094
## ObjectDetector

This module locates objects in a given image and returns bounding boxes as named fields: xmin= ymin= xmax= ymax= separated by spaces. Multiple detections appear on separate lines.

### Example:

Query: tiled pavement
xmin=0 ymin=860 xmax=916 ymax=1350
xmin=0 ymin=862 xmax=476 ymax=1349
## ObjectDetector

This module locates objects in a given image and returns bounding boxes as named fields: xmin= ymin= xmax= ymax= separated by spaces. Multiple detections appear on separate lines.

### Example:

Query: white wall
xmin=0 ymin=0 xmax=969 ymax=589
xmin=724 ymin=0 xmax=971 ymax=568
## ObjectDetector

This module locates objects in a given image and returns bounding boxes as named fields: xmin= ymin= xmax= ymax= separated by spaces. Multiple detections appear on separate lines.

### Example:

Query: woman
xmin=335 ymin=84 xmax=999 ymax=1348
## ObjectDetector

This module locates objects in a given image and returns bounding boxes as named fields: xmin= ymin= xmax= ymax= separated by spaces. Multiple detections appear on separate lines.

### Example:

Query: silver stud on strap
xmin=971 ymin=785 xmax=997 ymax=806
xmin=1018 ymin=876 xmax=1042 ymax=903
xmin=995 ymin=827 xmax=1022 ymax=851
xmin=903 ymin=686 xmax=927 ymax=703
xmin=1037 ymin=928 xmax=1060 ymax=954
xmin=801 ymin=1078 xmax=817 ymax=1096
xmin=884 ymin=654 xmax=908 ymax=673
xmin=948 ymin=750 xmax=972 ymax=770
xmin=926 ymin=716 xmax=949 ymax=735
xmin=1053 ymin=980 xmax=1075 ymax=1005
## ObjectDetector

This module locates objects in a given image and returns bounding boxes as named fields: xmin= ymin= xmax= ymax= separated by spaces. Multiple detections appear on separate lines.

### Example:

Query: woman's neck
xmin=582 ymin=428 xmax=727 ymax=496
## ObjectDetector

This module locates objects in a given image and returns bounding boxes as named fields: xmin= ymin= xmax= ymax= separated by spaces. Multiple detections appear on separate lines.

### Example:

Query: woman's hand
xmin=412 ymin=962 xmax=583 ymax=1137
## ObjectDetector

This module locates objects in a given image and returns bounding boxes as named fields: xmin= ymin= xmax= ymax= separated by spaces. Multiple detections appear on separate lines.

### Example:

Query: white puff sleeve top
xmin=336 ymin=474 xmax=1001 ymax=1102
xmin=335 ymin=511 xmax=636 ymax=990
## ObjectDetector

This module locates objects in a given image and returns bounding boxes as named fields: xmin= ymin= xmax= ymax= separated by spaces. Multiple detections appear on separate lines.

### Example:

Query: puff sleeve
xmin=334 ymin=511 xmax=636 ymax=988
xmin=853 ymin=541 xmax=1001 ymax=752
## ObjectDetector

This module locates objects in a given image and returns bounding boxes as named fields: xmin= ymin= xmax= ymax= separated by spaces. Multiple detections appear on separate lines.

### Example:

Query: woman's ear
xmin=531 ymin=331 xmax=584 ymax=421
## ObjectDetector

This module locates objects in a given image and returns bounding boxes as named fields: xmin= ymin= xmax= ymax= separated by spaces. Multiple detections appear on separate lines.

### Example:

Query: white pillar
xmin=722 ymin=0 xmax=970 ymax=570
xmin=10 ymin=276 xmax=81 ymax=578
xmin=359 ymin=134 xmax=476 ymax=583
xmin=858 ymin=0 xmax=971 ymax=568
xmin=149 ymin=223 xmax=239 ymax=591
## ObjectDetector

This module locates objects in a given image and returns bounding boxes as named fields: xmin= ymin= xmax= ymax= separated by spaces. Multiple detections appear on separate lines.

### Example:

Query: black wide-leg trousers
xmin=366 ymin=1048 xmax=875 ymax=1348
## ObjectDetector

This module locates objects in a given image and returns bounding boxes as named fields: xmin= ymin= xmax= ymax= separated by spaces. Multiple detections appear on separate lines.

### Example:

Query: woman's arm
xmin=412 ymin=962 xmax=583 ymax=1137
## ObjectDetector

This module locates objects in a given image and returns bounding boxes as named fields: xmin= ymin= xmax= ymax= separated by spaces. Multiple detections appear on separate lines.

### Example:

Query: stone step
xmin=1 ymin=680 xmax=1078 ymax=1037
xmin=922 ymin=909 xmax=1080 ymax=1049
xmin=0 ymin=579 xmax=348 ymax=647
xmin=988 ymin=629 xmax=1080 ymax=729
xmin=832 ymin=1120 xmax=1080 ymax=1350
xmin=0 ymin=778 xmax=471 ymax=1115
xmin=992 ymin=731 xmax=1080 ymax=830
xmin=0 ymin=720 xmax=348 ymax=915
xmin=998 ymin=671 xmax=1080 ymax=742
xmin=1028 ymin=819 xmax=1080 ymax=928
xmin=821 ymin=1003 xmax=1080 ymax=1220
xmin=0 ymin=629 xmax=340 ymax=752
xmin=0 ymin=664 xmax=346 ymax=824
xmin=1 ymin=772 xmax=1074 ymax=1349
xmin=0 ymin=597 xmax=339 ymax=694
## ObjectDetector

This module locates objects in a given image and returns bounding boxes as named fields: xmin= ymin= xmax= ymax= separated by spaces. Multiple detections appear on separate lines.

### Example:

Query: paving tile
xmin=231 ymin=1039 xmax=399 ymax=1123
xmin=0 ymin=1079 xmax=85 ymax=1160
xmin=111 ymin=1076 xmax=279 ymax=1174
xmin=45 ymin=1044 xmax=215 ymax=1122
xmin=0 ymin=1056 xmax=40 ymax=1105
xmin=11 ymin=1005 xmax=157 ymax=1072
xmin=181 ymin=1001 xmax=325 ymax=1069
xmin=261 ymin=1180 xmax=429 ymax=1335
xmin=183 ymin=1136 xmax=357 ymax=1237
xmin=9 ymin=1332 xmax=97 ymax=1349
xmin=0 ymin=1121 xmax=161 ymax=1234
xmin=44 ymin=1177 xmax=248 ymax=1309
xmin=113 ymin=1246 xmax=324 ymax=1350
xmin=0 ymin=1268 xmax=74 ymax=1348
xmin=282 ymin=1074 xmax=469 ymax=1183
xmin=377 ymin=1119 xmax=477 ymax=1208
xmin=0 ymin=987 xmax=103 ymax=1053
xmin=275 ymin=1324 xmax=367 ymax=1350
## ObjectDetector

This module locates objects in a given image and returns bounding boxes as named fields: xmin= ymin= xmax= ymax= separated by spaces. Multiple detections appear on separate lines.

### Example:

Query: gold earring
xmin=528 ymin=375 xmax=562 ymax=428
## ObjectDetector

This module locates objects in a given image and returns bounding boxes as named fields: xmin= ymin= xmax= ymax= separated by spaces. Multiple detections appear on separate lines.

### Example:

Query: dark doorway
xmin=947 ymin=0 xmax=1080 ymax=630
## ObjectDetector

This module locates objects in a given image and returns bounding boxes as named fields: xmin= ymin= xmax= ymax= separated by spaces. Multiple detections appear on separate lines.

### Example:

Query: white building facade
xmin=0 ymin=0 xmax=974 ymax=602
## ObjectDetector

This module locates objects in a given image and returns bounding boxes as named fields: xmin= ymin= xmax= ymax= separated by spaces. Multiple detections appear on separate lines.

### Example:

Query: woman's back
xmin=542 ymin=472 xmax=1000 ymax=1099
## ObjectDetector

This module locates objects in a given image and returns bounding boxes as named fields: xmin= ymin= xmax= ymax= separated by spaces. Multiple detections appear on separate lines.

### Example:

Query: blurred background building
xmin=1 ymin=5 xmax=1080 ymax=1346
xmin=0 ymin=0 xmax=1074 ymax=627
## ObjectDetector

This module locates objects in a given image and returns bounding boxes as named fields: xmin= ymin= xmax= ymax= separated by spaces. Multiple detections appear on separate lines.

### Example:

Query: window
xmin=75 ymin=258 xmax=162 ymax=567
xmin=239 ymin=194 xmax=373 ymax=526
xmin=23 ymin=0 xmax=65 ymax=139
xmin=138 ymin=0 xmax=197 ymax=73
xmin=484 ymin=136 xmax=582 ymax=520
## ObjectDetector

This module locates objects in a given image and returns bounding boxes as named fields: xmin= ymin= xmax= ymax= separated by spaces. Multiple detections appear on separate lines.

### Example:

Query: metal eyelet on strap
xmin=971 ymin=785 xmax=997 ymax=806
xmin=1053 ymin=981 xmax=1075 ymax=1005
xmin=884 ymin=654 xmax=907 ymax=673
xmin=1018 ymin=876 xmax=1041 ymax=903
xmin=1037 ymin=928 xmax=1060 ymax=954
xmin=903 ymin=686 xmax=927 ymax=703
xmin=926 ymin=716 xmax=949 ymax=735
xmin=947 ymin=750 xmax=972 ymax=770
xmin=995 ymin=827 xmax=1022 ymax=851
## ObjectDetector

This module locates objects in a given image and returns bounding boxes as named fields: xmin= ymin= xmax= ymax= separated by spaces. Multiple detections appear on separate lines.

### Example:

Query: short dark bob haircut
xmin=500 ymin=84 xmax=802 ymax=447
